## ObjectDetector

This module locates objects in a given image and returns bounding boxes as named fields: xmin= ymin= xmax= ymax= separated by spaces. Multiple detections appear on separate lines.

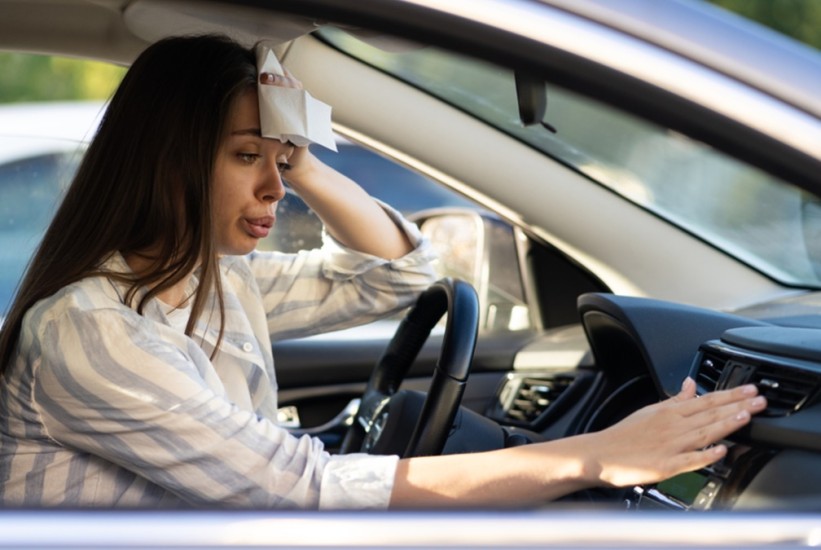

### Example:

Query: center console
xmin=629 ymin=325 xmax=821 ymax=511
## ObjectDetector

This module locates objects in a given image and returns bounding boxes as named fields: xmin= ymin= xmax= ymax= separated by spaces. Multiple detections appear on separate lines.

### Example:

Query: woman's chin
xmin=217 ymin=239 xmax=259 ymax=257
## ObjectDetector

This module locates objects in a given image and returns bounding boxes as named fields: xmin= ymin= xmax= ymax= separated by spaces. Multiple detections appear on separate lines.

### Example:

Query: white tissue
xmin=255 ymin=42 xmax=337 ymax=151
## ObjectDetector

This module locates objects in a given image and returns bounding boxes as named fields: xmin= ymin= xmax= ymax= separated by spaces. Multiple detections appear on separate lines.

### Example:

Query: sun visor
xmin=124 ymin=0 xmax=321 ymax=48
xmin=255 ymin=41 xmax=337 ymax=151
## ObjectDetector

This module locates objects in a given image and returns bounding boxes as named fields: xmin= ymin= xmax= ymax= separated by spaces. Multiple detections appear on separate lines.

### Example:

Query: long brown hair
xmin=0 ymin=35 xmax=258 ymax=374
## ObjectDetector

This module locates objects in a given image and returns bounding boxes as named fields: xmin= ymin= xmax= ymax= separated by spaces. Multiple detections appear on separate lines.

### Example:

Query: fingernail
xmin=712 ymin=444 xmax=727 ymax=456
xmin=260 ymin=73 xmax=276 ymax=84
xmin=681 ymin=377 xmax=694 ymax=391
xmin=752 ymin=396 xmax=766 ymax=407
xmin=735 ymin=410 xmax=750 ymax=422
xmin=741 ymin=384 xmax=758 ymax=396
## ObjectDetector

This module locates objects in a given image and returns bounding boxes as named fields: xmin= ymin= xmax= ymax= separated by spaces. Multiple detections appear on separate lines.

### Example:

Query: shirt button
xmin=242 ymin=342 xmax=254 ymax=353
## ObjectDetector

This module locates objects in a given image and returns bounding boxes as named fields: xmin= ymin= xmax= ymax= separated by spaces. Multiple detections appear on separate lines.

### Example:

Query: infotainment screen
xmin=655 ymin=471 xmax=709 ymax=506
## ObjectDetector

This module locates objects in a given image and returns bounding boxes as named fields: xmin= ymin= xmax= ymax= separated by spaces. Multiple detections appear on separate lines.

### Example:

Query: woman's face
xmin=212 ymin=89 xmax=293 ymax=256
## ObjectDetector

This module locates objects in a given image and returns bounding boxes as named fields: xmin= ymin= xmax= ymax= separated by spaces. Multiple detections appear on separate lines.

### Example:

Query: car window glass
xmin=0 ymin=51 xmax=118 ymax=319
xmin=0 ymin=150 xmax=82 ymax=313
xmin=320 ymin=27 xmax=821 ymax=289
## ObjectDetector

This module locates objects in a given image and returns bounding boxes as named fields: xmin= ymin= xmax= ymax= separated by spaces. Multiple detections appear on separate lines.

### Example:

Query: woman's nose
xmin=259 ymin=166 xmax=287 ymax=203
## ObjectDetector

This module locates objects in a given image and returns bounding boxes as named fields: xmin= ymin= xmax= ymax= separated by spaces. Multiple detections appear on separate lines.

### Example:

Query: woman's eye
xmin=277 ymin=162 xmax=291 ymax=175
xmin=237 ymin=152 xmax=260 ymax=164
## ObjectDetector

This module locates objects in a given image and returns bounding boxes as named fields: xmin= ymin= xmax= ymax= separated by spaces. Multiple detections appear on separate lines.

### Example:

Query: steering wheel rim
xmin=339 ymin=278 xmax=479 ymax=458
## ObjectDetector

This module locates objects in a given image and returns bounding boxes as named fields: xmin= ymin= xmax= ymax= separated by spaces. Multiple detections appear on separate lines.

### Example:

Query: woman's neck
xmin=122 ymin=251 xmax=194 ymax=309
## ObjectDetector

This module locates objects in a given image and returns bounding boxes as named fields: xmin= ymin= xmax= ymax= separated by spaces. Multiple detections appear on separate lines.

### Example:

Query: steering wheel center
xmin=339 ymin=278 xmax=479 ymax=458
xmin=360 ymin=396 xmax=391 ymax=452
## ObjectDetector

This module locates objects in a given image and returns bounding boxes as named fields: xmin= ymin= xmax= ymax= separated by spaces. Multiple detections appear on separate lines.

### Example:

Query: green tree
xmin=0 ymin=53 xmax=125 ymax=103
xmin=707 ymin=0 xmax=821 ymax=50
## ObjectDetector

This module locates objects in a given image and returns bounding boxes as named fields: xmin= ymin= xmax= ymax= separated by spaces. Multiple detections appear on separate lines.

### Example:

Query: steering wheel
xmin=339 ymin=278 xmax=479 ymax=458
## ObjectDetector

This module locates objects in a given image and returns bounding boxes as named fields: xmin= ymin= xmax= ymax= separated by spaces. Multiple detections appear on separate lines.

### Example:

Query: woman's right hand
xmin=579 ymin=377 xmax=767 ymax=488
xmin=390 ymin=378 xmax=767 ymax=509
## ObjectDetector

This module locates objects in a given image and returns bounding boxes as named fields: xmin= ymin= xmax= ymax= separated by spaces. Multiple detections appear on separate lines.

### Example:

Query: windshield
xmin=320 ymin=27 xmax=821 ymax=289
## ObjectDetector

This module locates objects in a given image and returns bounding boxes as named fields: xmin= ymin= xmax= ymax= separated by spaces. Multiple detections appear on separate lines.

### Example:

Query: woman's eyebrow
xmin=231 ymin=128 xmax=262 ymax=137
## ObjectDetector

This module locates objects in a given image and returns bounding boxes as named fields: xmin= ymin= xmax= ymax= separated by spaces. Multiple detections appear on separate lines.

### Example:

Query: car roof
xmin=0 ymin=101 xmax=105 ymax=163
xmin=541 ymin=0 xmax=821 ymax=118
xmin=0 ymin=101 xmax=105 ymax=140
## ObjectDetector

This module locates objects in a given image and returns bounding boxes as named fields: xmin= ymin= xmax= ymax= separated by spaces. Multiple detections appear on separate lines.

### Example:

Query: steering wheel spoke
xmin=339 ymin=278 xmax=479 ymax=457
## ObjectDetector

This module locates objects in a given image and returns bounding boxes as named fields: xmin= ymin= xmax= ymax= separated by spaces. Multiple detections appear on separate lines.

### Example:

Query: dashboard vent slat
xmin=696 ymin=353 xmax=728 ymax=392
xmin=494 ymin=374 xmax=575 ymax=425
xmin=749 ymin=367 xmax=819 ymax=416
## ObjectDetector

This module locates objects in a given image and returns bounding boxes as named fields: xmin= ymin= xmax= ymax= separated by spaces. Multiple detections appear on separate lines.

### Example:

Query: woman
xmin=0 ymin=35 xmax=766 ymax=509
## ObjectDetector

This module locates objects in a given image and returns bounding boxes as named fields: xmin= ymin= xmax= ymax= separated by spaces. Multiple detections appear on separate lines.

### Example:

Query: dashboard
xmin=495 ymin=291 xmax=821 ymax=511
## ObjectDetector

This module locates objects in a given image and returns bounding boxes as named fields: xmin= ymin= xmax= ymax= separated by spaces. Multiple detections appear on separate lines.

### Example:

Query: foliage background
xmin=708 ymin=0 xmax=821 ymax=49
xmin=0 ymin=0 xmax=819 ymax=104
xmin=0 ymin=54 xmax=126 ymax=103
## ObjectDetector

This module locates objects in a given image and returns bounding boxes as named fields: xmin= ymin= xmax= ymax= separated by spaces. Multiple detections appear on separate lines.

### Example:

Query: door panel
xmin=273 ymin=331 xmax=535 ymax=447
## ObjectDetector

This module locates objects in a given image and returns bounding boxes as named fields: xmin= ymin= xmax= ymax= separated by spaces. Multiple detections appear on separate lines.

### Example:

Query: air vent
xmin=492 ymin=374 xmax=575 ymax=425
xmin=749 ymin=366 xmax=820 ymax=417
xmin=695 ymin=352 xmax=729 ymax=392
xmin=697 ymin=344 xmax=820 ymax=417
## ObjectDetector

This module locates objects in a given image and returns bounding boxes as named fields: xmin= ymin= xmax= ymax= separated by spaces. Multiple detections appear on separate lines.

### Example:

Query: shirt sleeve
xmin=32 ymin=307 xmax=398 ymax=509
xmin=247 ymin=201 xmax=439 ymax=341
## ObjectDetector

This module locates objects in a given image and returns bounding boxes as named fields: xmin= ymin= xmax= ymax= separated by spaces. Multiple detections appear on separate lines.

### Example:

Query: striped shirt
xmin=0 ymin=207 xmax=437 ymax=509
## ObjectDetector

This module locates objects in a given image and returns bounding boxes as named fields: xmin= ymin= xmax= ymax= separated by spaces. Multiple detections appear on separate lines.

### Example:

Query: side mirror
xmin=801 ymin=192 xmax=821 ymax=280
xmin=411 ymin=208 xmax=532 ymax=333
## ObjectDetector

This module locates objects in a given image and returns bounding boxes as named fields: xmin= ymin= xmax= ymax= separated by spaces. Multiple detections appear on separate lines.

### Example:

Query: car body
xmin=0 ymin=101 xmax=104 ymax=314
xmin=1 ymin=0 xmax=821 ymax=547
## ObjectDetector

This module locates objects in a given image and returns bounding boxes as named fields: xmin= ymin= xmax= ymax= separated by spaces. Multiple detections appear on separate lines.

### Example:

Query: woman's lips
xmin=243 ymin=215 xmax=275 ymax=239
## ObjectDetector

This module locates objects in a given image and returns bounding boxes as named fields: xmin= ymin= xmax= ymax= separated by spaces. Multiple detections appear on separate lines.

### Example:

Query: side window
xmin=0 ymin=151 xmax=83 ymax=313
xmin=0 ymin=51 xmax=121 ymax=319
